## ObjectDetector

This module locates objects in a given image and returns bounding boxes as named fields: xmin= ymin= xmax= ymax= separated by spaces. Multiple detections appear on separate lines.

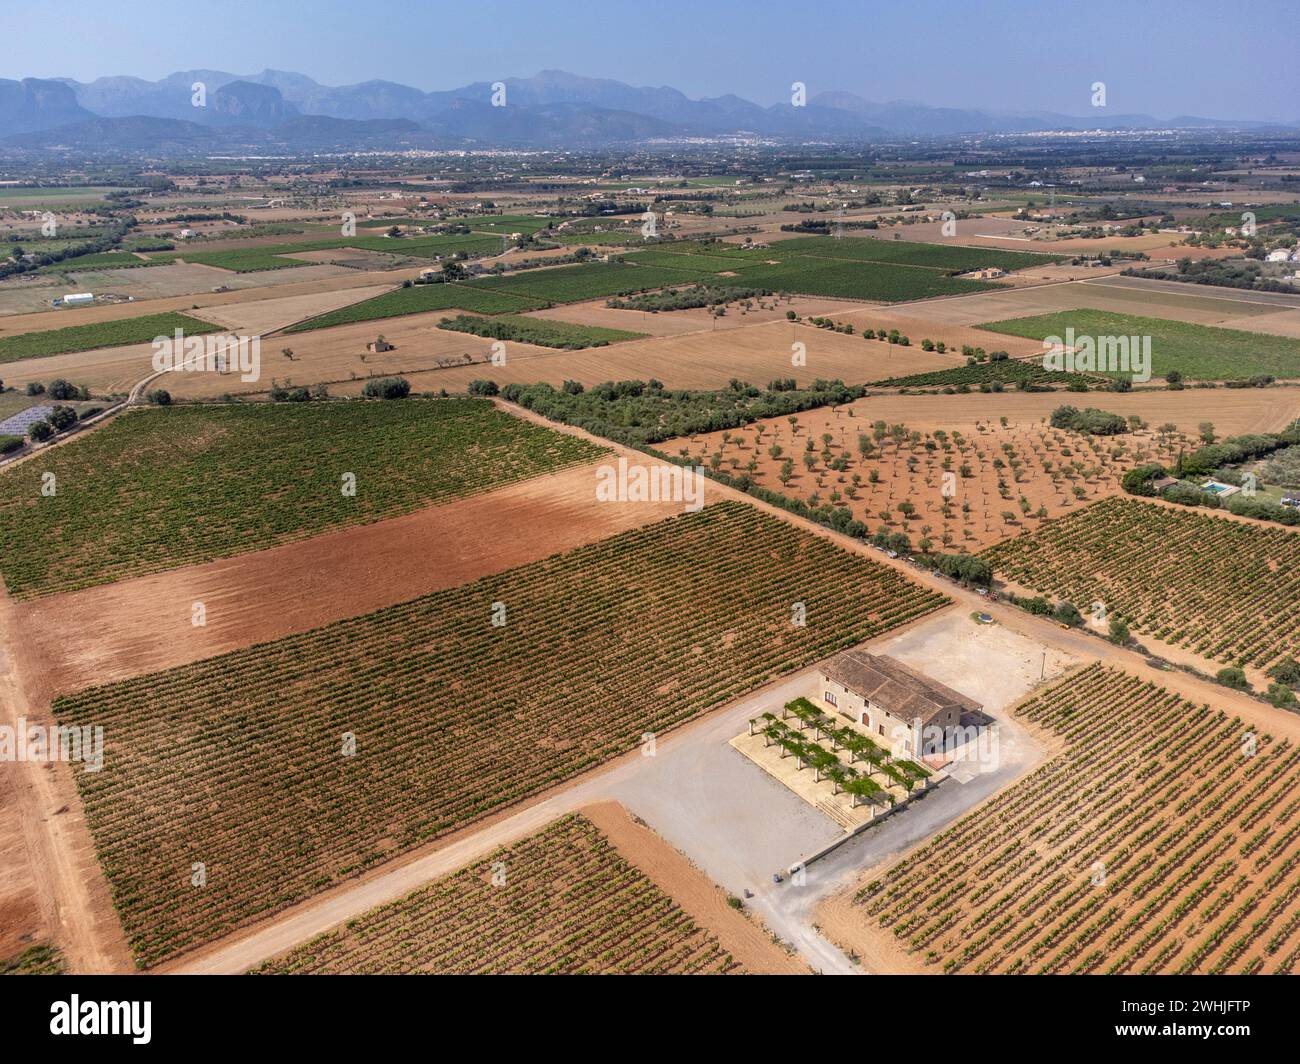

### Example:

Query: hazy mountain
xmin=0 ymin=78 xmax=94 ymax=136
xmin=206 ymin=81 xmax=299 ymax=126
xmin=1 ymin=68 xmax=1286 ymax=153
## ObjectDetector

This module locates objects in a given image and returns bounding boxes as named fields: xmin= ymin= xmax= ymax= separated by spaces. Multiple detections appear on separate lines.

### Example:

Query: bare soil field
xmin=16 ymin=457 xmax=693 ymax=700
xmin=183 ymin=285 xmax=392 ymax=335
xmin=923 ymin=277 xmax=1300 ymax=336
xmin=0 ymin=762 xmax=43 ymax=960
xmin=464 ymin=318 xmax=953 ymax=392
xmin=525 ymin=293 xmax=866 ymax=338
xmin=670 ymin=397 xmax=1195 ymax=551
xmin=0 ymin=264 xmax=421 ymax=334
xmin=860 ymin=216 xmax=1190 ymax=258
xmin=166 ymin=312 xmax=958 ymax=398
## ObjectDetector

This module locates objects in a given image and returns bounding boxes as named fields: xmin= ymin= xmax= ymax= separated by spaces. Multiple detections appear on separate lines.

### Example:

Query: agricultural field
xmin=37 ymin=251 xmax=155 ymax=273
xmin=0 ymin=945 xmax=65 ymax=975
xmin=0 ymin=398 xmax=605 ymax=598
xmin=871 ymin=359 xmax=1098 ymax=390
xmin=437 ymin=313 xmax=645 ymax=348
xmin=734 ymin=258 xmax=1004 ymax=302
xmin=837 ymin=664 xmax=1300 ymax=974
xmin=283 ymin=282 xmax=547 ymax=333
xmin=467 ymin=260 xmax=704 ymax=303
xmin=770 ymin=235 xmax=1069 ymax=273
xmin=0 ymin=310 xmax=221 ymax=363
xmin=982 ymin=495 xmax=1300 ymax=670
xmin=250 ymin=814 xmax=744 ymax=975
xmin=151 ymin=233 xmax=501 ymax=272
xmin=54 ymin=500 xmax=946 ymax=965
xmin=979 ymin=308 xmax=1300 ymax=380
xmin=670 ymin=401 xmax=1192 ymax=551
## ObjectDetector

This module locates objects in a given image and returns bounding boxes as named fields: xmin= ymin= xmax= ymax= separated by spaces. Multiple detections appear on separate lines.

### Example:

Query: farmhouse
xmin=818 ymin=651 xmax=981 ymax=756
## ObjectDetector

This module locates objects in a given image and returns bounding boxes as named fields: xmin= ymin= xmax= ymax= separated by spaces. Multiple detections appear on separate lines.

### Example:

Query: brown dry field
xmin=333 ymin=318 xmax=957 ymax=397
xmin=670 ymin=399 xmax=1197 ymax=552
xmin=0 ymin=263 xmax=419 ymax=333
xmin=579 ymin=802 xmax=807 ymax=974
xmin=0 ymin=285 xmax=401 ymax=395
xmin=526 ymin=293 xmax=869 ymax=337
xmin=899 ymin=276 xmax=1300 ymax=336
xmin=0 ymin=760 xmax=42 ymax=961
xmin=157 ymin=311 xmax=958 ymax=399
xmin=0 ymin=592 xmax=131 ymax=974
xmin=17 ymin=456 xmax=699 ymax=701
xmin=187 ymin=285 xmax=392 ymax=334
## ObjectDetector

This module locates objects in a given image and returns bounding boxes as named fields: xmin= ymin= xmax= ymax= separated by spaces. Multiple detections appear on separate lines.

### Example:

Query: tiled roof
xmin=821 ymin=651 xmax=981 ymax=725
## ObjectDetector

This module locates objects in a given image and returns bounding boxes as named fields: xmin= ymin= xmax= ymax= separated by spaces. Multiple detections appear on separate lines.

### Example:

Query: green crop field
xmin=151 ymin=233 xmax=501 ymax=272
xmin=466 ymin=260 xmax=704 ymax=303
xmin=735 ymin=258 xmax=1003 ymax=301
xmin=553 ymin=229 xmax=647 ymax=245
xmin=871 ymin=358 xmax=1098 ymax=389
xmin=437 ymin=313 xmax=646 ymax=349
xmin=0 ymin=185 xmax=119 ymax=206
xmin=978 ymin=308 xmax=1300 ymax=380
xmin=0 ymin=399 xmax=606 ymax=598
xmin=451 ymin=215 xmax=553 ymax=235
xmin=37 ymin=251 xmax=155 ymax=273
xmin=54 ymin=500 xmax=947 ymax=965
xmin=0 ymin=311 xmax=221 ymax=364
xmin=283 ymin=282 xmax=547 ymax=333
xmin=773 ymin=235 xmax=1067 ymax=273
xmin=251 ymin=814 xmax=743 ymax=974
xmin=622 ymin=248 xmax=756 ymax=273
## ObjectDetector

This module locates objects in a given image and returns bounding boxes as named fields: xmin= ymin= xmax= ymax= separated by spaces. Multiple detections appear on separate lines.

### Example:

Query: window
xmin=878 ymin=724 xmax=885 ymax=736
xmin=823 ymin=690 xmax=837 ymax=707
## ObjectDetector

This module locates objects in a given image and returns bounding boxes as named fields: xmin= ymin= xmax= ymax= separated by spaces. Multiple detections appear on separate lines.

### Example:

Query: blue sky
xmin=7 ymin=0 xmax=1298 ymax=121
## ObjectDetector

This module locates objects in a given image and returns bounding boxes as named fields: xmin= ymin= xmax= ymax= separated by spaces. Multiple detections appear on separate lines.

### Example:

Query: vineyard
xmin=722 ymin=257 xmax=1004 ymax=302
xmin=870 ymin=359 xmax=1097 ymax=390
xmin=848 ymin=664 xmax=1300 ymax=974
xmin=54 ymin=500 xmax=947 ymax=966
xmin=282 ymin=282 xmax=547 ymax=332
xmin=250 ymin=815 xmax=743 ymax=974
xmin=0 ymin=310 xmax=222 ymax=363
xmin=769 ymin=236 xmax=1067 ymax=273
xmin=982 ymin=496 xmax=1300 ymax=670
xmin=0 ymin=398 xmax=605 ymax=598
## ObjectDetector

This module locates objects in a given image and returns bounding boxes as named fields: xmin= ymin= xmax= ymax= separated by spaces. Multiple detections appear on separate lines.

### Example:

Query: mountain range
xmin=0 ymin=68 xmax=1292 ymax=154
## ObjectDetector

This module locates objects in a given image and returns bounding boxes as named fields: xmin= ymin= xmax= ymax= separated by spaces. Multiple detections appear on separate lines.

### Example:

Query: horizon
xmin=5 ymin=0 xmax=1298 ymax=123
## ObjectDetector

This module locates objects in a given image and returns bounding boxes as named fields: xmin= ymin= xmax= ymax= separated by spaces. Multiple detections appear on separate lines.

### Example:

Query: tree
xmin=362 ymin=377 xmax=412 ymax=399
xmin=778 ymin=459 xmax=794 ymax=486
xmin=1107 ymin=615 xmax=1131 ymax=645
xmin=145 ymin=388 xmax=172 ymax=406
xmin=1054 ymin=601 xmax=1083 ymax=627
xmin=28 ymin=420 xmax=54 ymax=442
xmin=1215 ymin=666 xmax=1249 ymax=691
xmin=1199 ymin=421 xmax=1217 ymax=444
